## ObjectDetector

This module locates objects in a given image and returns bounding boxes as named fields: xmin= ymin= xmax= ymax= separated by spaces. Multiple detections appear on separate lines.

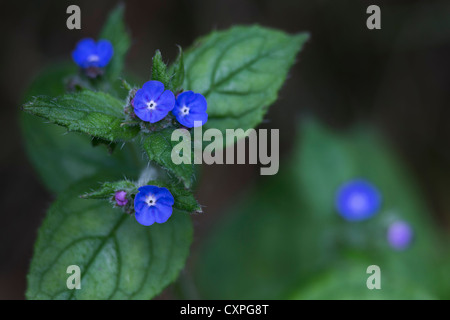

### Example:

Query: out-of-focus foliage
xmin=98 ymin=3 xmax=130 ymax=83
xmin=194 ymin=118 xmax=448 ymax=299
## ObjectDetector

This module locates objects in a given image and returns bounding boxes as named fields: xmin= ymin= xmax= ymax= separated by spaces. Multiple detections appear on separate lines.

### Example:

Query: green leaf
xmin=193 ymin=119 xmax=442 ymax=299
xmin=99 ymin=4 xmax=131 ymax=82
xmin=184 ymin=25 xmax=309 ymax=143
xmin=91 ymin=137 xmax=118 ymax=153
xmin=289 ymin=257 xmax=436 ymax=300
xmin=26 ymin=177 xmax=193 ymax=300
xmin=81 ymin=180 xmax=136 ymax=199
xmin=23 ymin=91 xmax=139 ymax=142
xmin=151 ymin=50 xmax=171 ymax=88
xmin=194 ymin=173 xmax=306 ymax=299
xmin=20 ymin=63 xmax=145 ymax=193
xmin=168 ymin=46 xmax=185 ymax=92
xmin=82 ymin=179 xmax=202 ymax=213
xmin=142 ymin=128 xmax=195 ymax=189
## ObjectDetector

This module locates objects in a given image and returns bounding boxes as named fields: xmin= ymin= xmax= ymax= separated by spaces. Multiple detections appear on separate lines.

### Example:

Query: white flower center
xmin=147 ymin=100 xmax=157 ymax=110
xmin=181 ymin=106 xmax=189 ymax=115
xmin=87 ymin=54 xmax=100 ymax=62
xmin=145 ymin=195 xmax=156 ymax=206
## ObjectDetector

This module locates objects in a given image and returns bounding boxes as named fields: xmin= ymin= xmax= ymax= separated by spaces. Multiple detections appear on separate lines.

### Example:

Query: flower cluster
xmin=71 ymin=39 xmax=204 ymax=226
xmin=335 ymin=179 xmax=414 ymax=250
xmin=132 ymin=81 xmax=208 ymax=128
xmin=72 ymin=38 xmax=208 ymax=127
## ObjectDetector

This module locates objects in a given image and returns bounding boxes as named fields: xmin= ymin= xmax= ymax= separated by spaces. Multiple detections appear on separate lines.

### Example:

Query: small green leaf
xmin=26 ymin=177 xmax=193 ymax=300
xmin=81 ymin=180 xmax=136 ymax=199
xmin=142 ymin=128 xmax=195 ymax=189
xmin=99 ymin=4 xmax=131 ymax=82
xmin=151 ymin=50 xmax=171 ymax=88
xmin=20 ymin=63 xmax=145 ymax=194
xmin=168 ymin=46 xmax=185 ymax=92
xmin=184 ymin=25 xmax=309 ymax=143
xmin=23 ymin=91 xmax=139 ymax=142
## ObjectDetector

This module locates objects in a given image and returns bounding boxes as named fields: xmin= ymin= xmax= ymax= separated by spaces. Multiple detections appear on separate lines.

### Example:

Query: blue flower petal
xmin=154 ymin=187 xmax=175 ymax=205
xmin=138 ymin=185 xmax=159 ymax=195
xmin=72 ymin=38 xmax=97 ymax=68
xmin=134 ymin=104 xmax=152 ymax=122
xmin=134 ymin=105 xmax=168 ymax=123
xmin=156 ymin=90 xmax=176 ymax=111
xmin=132 ymin=89 xmax=151 ymax=110
xmin=175 ymin=90 xmax=195 ymax=106
xmin=185 ymin=112 xmax=208 ymax=128
xmin=135 ymin=206 xmax=157 ymax=226
xmin=96 ymin=39 xmax=114 ymax=68
xmin=142 ymin=80 xmax=165 ymax=98
xmin=154 ymin=204 xmax=173 ymax=224
xmin=72 ymin=38 xmax=114 ymax=69
xmin=187 ymin=93 xmax=207 ymax=112
xmin=132 ymin=81 xmax=175 ymax=123
xmin=173 ymin=91 xmax=208 ymax=128
xmin=134 ymin=190 xmax=149 ymax=210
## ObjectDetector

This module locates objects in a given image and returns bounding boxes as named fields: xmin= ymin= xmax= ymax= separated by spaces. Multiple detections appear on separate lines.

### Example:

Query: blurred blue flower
xmin=114 ymin=190 xmax=128 ymax=206
xmin=387 ymin=221 xmax=413 ymax=250
xmin=132 ymin=81 xmax=176 ymax=123
xmin=134 ymin=185 xmax=175 ymax=226
xmin=72 ymin=38 xmax=113 ymax=69
xmin=335 ymin=179 xmax=381 ymax=221
xmin=172 ymin=91 xmax=208 ymax=128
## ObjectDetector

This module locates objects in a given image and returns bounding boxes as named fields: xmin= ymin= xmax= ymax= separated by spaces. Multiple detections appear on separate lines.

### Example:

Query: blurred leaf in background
xmin=98 ymin=3 xmax=130 ymax=84
xmin=193 ymin=118 xmax=448 ymax=299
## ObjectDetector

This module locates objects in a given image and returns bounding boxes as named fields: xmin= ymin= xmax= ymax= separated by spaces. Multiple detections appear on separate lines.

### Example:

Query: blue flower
xmin=335 ymin=179 xmax=381 ymax=221
xmin=72 ymin=38 xmax=113 ymax=69
xmin=172 ymin=91 xmax=208 ymax=128
xmin=387 ymin=221 xmax=413 ymax=250
xmin=132 ymin=81 xmax=176 ymax=123
xmin=134 ymin=185 xmax=175 ymax=226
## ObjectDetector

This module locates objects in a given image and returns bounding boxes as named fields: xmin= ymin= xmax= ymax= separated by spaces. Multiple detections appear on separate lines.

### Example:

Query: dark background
xmin=1 ymin=0 xmax=449 ymax=299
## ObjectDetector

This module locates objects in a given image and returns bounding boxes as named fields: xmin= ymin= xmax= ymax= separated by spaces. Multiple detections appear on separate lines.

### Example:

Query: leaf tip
xmin=296 ymin=31 xmax=311 ymax=39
